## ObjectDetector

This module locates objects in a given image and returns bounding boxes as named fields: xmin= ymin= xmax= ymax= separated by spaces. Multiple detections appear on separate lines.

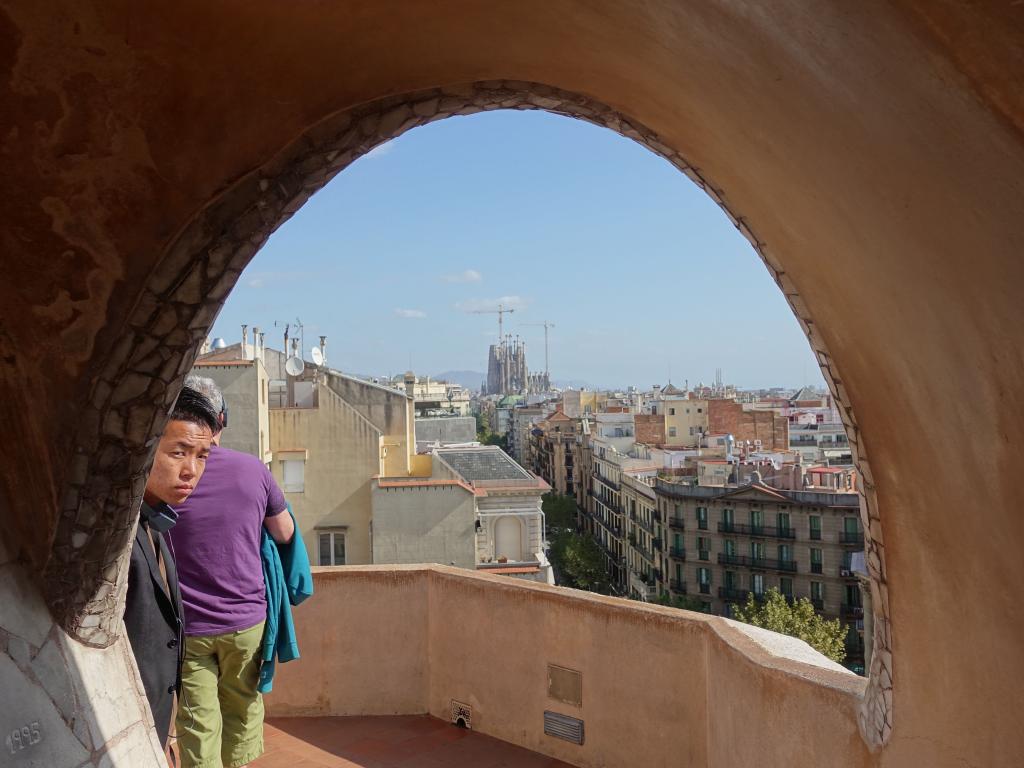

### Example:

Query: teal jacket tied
xmin=259 ymin=506 xmax=313 ymax=693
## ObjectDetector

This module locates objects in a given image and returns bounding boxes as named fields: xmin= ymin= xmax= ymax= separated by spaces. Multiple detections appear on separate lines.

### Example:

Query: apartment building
xmin=789 ymin=415 xmax=852 ymax=464
xmin=371 ymin=446 xmax=553 ymax=585
xmin=622 ymin=473 xmax=662 ymax=601
xmin=509 ymin=405 xmax=546 ymax=464
xmin=650 ymin=391 xmax=707 ymax=448
xmin=529 ymin=408 xmax=578 ymax=496
xmin=584 ymin=433 xmax=657 ymax=594
xmin=560 ymin=388 xmax=602 ymax=418
xmin=399 ymin=374 xmax=472 ymax=416
xmin=654 ymin=475 xmax=864 ymax=662
xmin=270 ymin=367 xmax=416 ymax=567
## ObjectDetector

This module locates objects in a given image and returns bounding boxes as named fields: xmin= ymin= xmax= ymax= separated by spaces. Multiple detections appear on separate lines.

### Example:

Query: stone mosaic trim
xmin=46 ymin=80 xmax=892 ymax=747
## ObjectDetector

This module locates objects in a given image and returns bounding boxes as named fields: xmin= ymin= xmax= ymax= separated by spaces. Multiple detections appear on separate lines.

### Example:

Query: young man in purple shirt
xmin=167 ymin=376 xmax=294 ymax=768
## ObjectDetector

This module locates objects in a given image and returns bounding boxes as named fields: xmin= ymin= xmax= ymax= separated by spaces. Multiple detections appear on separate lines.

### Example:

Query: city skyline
xmin=210 ymin=109 xmax=825 ymax=389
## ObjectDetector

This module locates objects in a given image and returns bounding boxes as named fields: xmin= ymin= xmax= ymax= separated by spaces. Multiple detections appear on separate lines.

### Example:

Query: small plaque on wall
xmin=547 ymin=664 xmax=582 ymax=707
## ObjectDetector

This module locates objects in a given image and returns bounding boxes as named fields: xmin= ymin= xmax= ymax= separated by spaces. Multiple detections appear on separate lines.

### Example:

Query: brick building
xmin=707 ymin=399 xmax=788 ymax=450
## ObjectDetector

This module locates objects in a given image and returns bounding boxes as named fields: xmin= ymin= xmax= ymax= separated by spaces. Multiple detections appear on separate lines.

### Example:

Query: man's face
xmin=144 ymin=419 xmax=213 ymax=506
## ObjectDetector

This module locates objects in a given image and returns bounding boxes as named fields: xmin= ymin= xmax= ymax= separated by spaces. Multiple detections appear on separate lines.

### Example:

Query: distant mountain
xmin=433 ymin=370 xmax=487 ymax=390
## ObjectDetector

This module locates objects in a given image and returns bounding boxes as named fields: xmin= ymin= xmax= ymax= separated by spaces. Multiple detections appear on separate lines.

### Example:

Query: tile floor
xmin=252 ymin=715 xmax=575 ymax=768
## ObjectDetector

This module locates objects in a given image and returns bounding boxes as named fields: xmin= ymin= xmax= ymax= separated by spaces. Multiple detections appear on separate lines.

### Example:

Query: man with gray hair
xmin=166 ymin=375 xmax=294 ymax=768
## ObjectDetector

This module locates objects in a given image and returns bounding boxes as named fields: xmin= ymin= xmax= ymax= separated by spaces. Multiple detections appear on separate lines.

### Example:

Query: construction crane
xmin=471 ymin=303 xmax=516 ymax=341
xmin=521 ymin=320 xmax=555 ymax=379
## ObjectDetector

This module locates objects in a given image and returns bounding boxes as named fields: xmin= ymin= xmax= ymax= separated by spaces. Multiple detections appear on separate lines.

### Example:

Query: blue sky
xmin=211 ymin=110 xmax=822 ymax=390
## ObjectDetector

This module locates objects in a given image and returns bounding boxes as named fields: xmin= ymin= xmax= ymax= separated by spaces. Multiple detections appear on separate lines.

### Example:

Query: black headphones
xmin=143 ymin=501 xmax=179 ymax=533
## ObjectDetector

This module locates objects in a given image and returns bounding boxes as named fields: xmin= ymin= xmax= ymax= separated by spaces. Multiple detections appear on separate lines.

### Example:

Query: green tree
xmin=560 ymin=534 xmax=610 ymax=592
xmin=651 ymin=592 xmax=708 ymax=613
xmin=542 ymin=492 xmax=576 ymax=532
xmin=548 ymin=530 xmax=610 ymax=593
xmin=481 ymin=431 xmax=508 ymax=450
xmin=474 ymin=412 xmax=508 ymax=449
xmin=730 ymin=588 xmax=847 ymax=663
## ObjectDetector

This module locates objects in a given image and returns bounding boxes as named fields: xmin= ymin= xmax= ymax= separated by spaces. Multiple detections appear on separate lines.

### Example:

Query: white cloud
xmin=394 ymin=308 xmax=427 ymax=319
xmin=455 ymin=295 xmax=529 ymax=313
xmin=363 ymin=141 xmax=395 ymax=160
xmin=442 ymin=269 xmax=483 ymax=284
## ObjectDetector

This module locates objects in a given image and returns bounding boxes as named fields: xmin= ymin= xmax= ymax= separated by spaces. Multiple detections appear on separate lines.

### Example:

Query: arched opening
xmin=42 ymin=81 xmax=889 ymax=746
xmin=5 ymin=6 xmax=1021 ymax=765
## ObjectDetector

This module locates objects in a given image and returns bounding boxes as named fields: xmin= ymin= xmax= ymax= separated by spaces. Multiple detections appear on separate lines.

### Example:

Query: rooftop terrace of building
xmin=264 ymin=565 xmax=867 ymax=768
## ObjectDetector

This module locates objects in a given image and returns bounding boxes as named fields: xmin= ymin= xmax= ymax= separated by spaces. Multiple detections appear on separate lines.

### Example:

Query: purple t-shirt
xmin=167 ymin=446 xmax=287 ymax=636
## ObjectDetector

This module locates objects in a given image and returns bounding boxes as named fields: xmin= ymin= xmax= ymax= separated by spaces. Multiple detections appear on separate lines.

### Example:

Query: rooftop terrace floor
xmin=253 ymin=716 xmax=575 ymax=768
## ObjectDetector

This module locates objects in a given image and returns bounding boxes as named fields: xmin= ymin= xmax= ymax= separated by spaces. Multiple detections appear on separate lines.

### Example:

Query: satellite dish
xmin=310 ymin=346 xmax=324 ymax=366
xmin=285 ymin=356 xmax=304 ymax=377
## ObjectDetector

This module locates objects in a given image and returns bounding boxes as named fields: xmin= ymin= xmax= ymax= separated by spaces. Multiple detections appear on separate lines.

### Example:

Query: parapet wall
xmin=267 ymin=566 xmax=869 ymax=768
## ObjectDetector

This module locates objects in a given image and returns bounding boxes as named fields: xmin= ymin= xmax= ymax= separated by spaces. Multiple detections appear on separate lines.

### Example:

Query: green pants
xmin=176 ymin=621 xmax=265 ymax=768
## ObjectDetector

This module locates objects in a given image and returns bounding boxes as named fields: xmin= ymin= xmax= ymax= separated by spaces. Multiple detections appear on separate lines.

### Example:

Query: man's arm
xmin=264 ymin=510 xmax=294 ymax=544
xmin=263 ymin=464 xmax=294 ymax=543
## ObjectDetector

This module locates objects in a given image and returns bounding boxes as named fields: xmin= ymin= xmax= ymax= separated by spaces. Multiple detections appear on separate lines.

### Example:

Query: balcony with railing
xmin=668 ymin=515 xmax=686 ymax=530
xmin=670 ymin=578 xmax=687 ymax=593
xmin=841 ymin=603 xmax=865 ymax=620
xmin=717 ymin=522 xmax=796 ymax=540
xmin=669 ymin=546 xmax=686 ymax=560
xmin=718 ymin=586 xmax=752 ymax=603
xmin=717 ymin=553 xmax=798 ymax=573
xmin=839 ymin=531 xmax=865 ymax=546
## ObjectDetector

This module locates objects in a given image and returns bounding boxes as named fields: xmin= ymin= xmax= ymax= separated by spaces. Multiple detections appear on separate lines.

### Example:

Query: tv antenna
xmin=521 ymin=320 xmax=555 ymax=379
xmin=293 ymin=317 xmax=305 ymax=362
xmin=470 ymin=303 xmax=515 ymax=341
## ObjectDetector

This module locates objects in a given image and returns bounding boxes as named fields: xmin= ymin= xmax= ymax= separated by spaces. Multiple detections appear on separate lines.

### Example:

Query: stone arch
xmin=39 ymin=81 xmax=892 ymax=745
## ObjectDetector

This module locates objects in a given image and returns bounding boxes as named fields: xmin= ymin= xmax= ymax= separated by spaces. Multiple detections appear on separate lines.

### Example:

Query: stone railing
xmin=267 ymin=566 xmax=869 ymax=768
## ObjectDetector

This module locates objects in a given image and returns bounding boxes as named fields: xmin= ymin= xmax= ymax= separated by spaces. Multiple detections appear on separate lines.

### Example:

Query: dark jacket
xmin=258 ymin=505 xmax=312 ymax=693
xmin=123 ymin=502 xmax=184 ymax=747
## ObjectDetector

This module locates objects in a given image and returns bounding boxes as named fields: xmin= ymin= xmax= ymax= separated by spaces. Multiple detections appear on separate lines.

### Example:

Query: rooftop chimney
xmin=241 ymin=324 xmax=248 ymax=359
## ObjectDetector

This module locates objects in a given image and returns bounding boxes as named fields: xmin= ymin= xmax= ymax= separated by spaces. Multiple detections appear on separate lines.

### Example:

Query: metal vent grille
xmin=451 ymin=700 xmax=472 ymax=730
xmin=544 ymin=710 xmax=584 ymax=745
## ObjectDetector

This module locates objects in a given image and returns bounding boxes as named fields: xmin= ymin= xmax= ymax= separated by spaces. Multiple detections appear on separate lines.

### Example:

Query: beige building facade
xmin=270 ymin=367 xmax=415 ymax=567
xmin=656 ymin=396 xmax=708 ymax=447
xmin=622 ymin=473 xmax=661 ymax=601
xmin=372 ymin=447 xmax=553 ymax=584
xmin=192 ymin=343 xmax=273 ymax=462
xmin=370 ymin=479 xmax=478 ymax=568
xmin=529 ymin=408 xmax=578 ymax=496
